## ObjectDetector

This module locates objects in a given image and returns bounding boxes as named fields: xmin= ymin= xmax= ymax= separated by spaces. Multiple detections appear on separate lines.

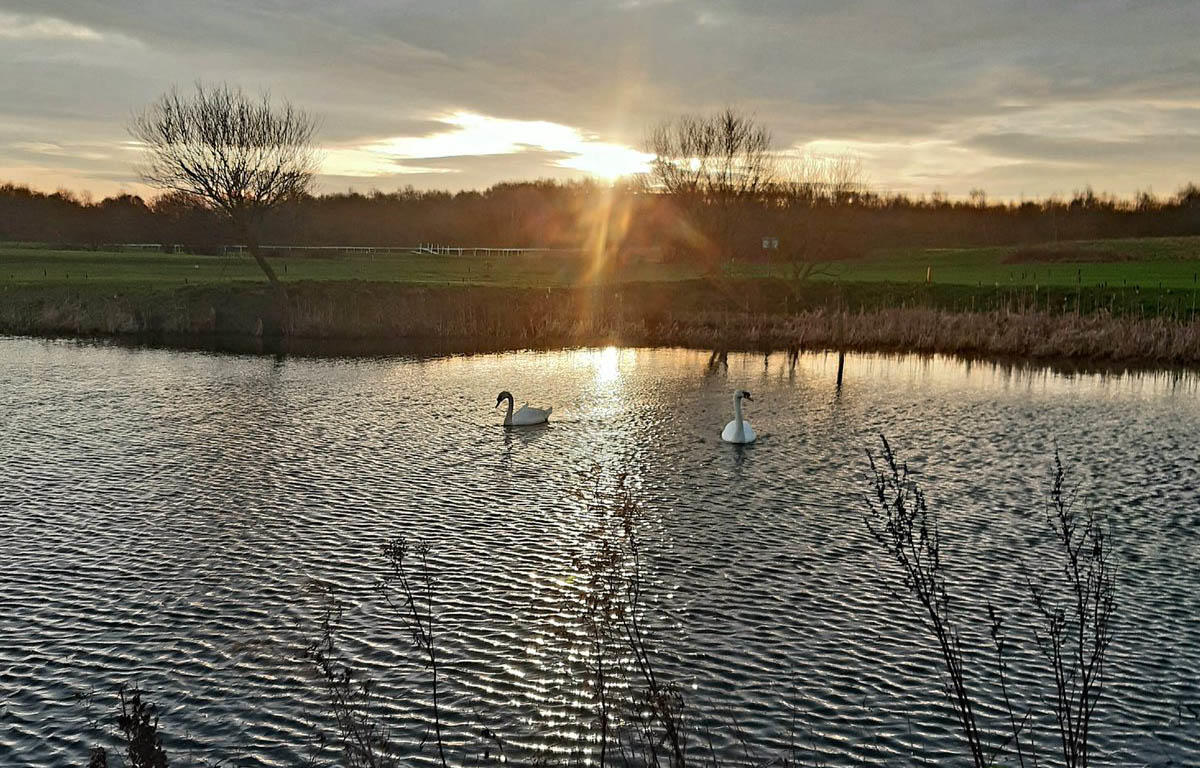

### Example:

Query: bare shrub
xmin=304 ymin=593 xmax=402 ymax=768
xmin=573 ymin=473 xmax=689 ymax=767
xmin=865 ymin=436 xmax=1116 ymax=767
xmin=377 ymin=538 xmax=449 ymax=768
xmin=645 ymin=109 xmax=774 ymax=265
xmin=864 ymin=436 xmax=989 ymax=765
xmin=1028 ymin=455 xmax=1116 ymax=768
xmin=84 ymin=685 xmax=168 ymax=768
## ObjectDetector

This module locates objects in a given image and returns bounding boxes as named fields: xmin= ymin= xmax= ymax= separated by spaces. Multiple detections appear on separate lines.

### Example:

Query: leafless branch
xmin=129 ymin=82 xmax=320 ymax=284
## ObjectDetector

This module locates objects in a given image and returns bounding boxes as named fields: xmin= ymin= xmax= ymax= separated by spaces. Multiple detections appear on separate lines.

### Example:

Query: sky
xmin=2 ymin=0 xmax=1199 ymax=201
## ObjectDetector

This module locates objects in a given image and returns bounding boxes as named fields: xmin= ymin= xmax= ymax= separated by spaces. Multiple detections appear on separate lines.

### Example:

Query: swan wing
xmin=721 ymin=419 xmax=741 ymax=442
xmin=512 ymin=404 xmax=552 ymax=425
xmin=721 ymin=419 xmax=756 ymax=443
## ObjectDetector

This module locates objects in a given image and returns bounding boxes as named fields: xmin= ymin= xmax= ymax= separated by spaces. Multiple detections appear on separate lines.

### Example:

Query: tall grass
xmin=4 ymin=280 xmax=1200 ymax=365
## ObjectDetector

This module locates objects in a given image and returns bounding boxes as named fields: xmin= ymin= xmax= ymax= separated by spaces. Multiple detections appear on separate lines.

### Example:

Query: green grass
xmin=721 ymin=236 xmax=1200 ymax=290
xmin=3 ymin=236 xmax=1200 ymax=293
xmin=0 ymin=246 xmax=702 ymax=287
xmin=4 ymin=241 xmax=1200 ymax=362
xmin=841 ymin=236 xmax=1200 ymax=290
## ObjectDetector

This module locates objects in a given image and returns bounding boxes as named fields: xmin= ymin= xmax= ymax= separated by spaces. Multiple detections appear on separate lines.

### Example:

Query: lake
xmin=1 ymin=337 xmax=1197 ymax=766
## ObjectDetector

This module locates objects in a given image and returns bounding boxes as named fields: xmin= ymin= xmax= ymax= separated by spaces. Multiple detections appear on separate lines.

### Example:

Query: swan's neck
xmin=503 ymin=395 xmax=514 ymax=424
xmin=733 ymin=395 xmax=744 ymax=425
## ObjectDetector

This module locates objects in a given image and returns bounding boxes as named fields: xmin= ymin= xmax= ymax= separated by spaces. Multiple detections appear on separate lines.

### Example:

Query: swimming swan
xmin=496 ymin=391 xmax=552 ymax=426
xmin=721 ymin=389 xmax=757 ymax=444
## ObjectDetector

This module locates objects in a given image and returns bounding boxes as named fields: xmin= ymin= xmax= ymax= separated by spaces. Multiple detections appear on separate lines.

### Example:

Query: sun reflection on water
xmin=589 ymin=346 xmax=621 ymax=384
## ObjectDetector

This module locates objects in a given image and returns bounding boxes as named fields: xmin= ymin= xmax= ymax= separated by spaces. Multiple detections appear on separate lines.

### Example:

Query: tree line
xmin=6 ymin=178 xmax=1200 ymax=253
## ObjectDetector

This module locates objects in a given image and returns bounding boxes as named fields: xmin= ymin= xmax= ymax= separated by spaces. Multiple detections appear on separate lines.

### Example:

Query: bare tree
xmin=645 ymin=108 xmax=774 ymax=265
xmin=129 ymin=83 xmax=320 ymax=285
xmin=776 ymin=153 xmax=866 ymax=207
xmin=646 ymin=109 xmax=774 ymax=202
xmin=772 ymin=153 xmax=867 ymax=290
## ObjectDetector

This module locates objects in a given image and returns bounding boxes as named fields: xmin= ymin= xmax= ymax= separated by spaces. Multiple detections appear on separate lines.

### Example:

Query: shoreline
xmin=3 ymin=279 xmax=1199 ymax=369
xmin=13 ymin=331 xmax=1200 ymax=383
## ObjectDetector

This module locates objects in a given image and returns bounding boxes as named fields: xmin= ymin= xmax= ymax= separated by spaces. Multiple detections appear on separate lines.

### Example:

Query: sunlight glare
xmin=558 ymin=143 xmax=652 ymax=180
xmin=329 ymin=111 xmax=651 ymax=181
xmin=593 ymin=346 xmax=621 ymax=383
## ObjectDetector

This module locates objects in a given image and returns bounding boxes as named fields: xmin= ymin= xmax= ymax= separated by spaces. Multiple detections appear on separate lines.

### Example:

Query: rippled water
xmin=1 ymin=337 xmax=1198 ymax=767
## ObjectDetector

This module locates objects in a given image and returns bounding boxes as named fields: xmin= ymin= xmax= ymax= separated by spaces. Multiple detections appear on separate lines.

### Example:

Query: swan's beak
xmin=744 ymin=392 xmax=754 ymax=402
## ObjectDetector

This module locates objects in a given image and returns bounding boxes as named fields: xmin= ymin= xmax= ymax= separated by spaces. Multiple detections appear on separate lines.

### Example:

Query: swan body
xmin=496 ymin=390 xmax=552 ymax=426
xmin=721 ymin=389 xmax=757 ymax=444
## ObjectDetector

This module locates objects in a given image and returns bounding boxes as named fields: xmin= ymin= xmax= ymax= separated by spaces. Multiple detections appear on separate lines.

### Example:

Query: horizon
xmin=6 ymin=172 xmax=1200 ymax=208
xmin=2 ymin=2 xmax=1200 ymax=200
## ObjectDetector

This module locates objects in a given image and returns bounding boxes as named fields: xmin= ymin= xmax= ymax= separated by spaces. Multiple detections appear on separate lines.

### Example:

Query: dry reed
xmin=4 ymin=282 xmax=1200 ymax=365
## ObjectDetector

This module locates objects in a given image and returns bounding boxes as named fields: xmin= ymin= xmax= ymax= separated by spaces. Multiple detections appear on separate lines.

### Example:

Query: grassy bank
xmin=4 ymin=237 xmax=1200 ymax=363
xmin=3 ymin=277 xmax=1199 ymax=365
xmin=6 ymin=235 xmax=1200 ymax=288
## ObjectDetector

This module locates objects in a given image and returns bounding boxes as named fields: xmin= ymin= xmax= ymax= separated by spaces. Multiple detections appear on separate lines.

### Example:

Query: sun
xmin=558 ymin=143 xmax=653 ymax=181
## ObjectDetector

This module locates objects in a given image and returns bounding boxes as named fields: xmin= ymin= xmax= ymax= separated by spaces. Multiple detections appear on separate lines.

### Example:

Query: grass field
xmin=0 ymin=245 xmax=698 ymax=287
xmin=837 ymin=236 xmax=1200 ymax=290
xmin=4 ymin=236 xmax=1200 ymax=364
xmin=4 ymin=235 xmax=1200 ymax=290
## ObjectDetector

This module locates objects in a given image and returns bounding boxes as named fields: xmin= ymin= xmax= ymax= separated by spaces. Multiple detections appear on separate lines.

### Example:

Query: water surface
xmin=1 ymin=338 xmax=1198 ymax=766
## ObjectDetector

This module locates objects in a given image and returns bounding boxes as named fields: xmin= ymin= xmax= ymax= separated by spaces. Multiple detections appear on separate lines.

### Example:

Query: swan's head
xmin=736 ymin=389 xmax=753 ymax=402
xmin=496 ymin=390 xmax=513 ymax=407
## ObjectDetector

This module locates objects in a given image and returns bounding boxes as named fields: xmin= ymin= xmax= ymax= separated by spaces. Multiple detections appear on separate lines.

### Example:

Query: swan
xmin=721 ymin=389 xmax=757 ymax=444
xmin=496 ymin=391 xmax=552 ymax=426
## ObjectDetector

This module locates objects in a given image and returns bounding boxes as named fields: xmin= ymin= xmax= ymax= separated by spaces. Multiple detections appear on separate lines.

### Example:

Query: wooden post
xmin=836 ymin=351 xmax=845 ymax=389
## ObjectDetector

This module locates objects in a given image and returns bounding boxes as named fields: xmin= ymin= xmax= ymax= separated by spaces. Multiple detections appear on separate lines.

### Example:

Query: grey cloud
xmin=321 ymin=149 xmax=585 ymax=192
xmin=963 ymin=132 xmax=1200 ymax=168
xmin=2 ymin=0 xmax=1200 ymax=196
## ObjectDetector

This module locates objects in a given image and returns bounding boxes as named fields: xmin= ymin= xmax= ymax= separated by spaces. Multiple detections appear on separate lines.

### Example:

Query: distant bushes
xmin=5 ymin=178 xmax=1200 ymax=257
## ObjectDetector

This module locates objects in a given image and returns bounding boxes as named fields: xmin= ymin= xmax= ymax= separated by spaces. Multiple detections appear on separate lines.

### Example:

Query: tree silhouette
xmin=129 ymin=82 xmax=320 ymax=284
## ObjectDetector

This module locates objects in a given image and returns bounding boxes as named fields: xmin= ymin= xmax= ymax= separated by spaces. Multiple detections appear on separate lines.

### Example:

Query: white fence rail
xmin=105 ymin=243 xmax=586 ymax=258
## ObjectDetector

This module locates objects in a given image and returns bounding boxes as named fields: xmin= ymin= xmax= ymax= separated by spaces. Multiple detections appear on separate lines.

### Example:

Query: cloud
xmin=11 ymin=141 xmax=111 ymax=161
xmin=327 ymin=112 xmax=652 ymax=181
xmin=321 ymin=149 xmax=456 ymax=178
xmin=1 ymin=0 xmax=1199 ymax=197
xmin=0 ymin=11 xmax=102 ymax=40
xmin=319 ymin=149 xmax=595 ymax=192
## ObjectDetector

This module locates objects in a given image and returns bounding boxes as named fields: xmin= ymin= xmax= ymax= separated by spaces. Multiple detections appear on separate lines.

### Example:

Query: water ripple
xmin=1 ymin=339 xmax=1197 ymax=766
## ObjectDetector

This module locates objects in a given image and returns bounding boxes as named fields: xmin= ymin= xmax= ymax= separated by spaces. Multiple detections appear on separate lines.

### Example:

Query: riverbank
xmin=3 ymin=279 xmax=1199 ymax=365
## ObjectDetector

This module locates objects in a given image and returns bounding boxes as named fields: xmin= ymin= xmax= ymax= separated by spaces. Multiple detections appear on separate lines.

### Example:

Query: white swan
xmin=721 ymin=389 xmax=757 ymax=444
xmin=496 ymin=390 xmax=552 ymax=426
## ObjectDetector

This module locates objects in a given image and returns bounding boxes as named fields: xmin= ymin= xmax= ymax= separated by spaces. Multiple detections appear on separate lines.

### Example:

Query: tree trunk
xmin=239 ymin=225 xmax=282 ymax=285
xmin=234 ymin=216 xmax=290 ymax=336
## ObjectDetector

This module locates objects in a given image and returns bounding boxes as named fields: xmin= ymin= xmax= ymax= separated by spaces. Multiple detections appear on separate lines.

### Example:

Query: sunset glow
xmin=3 ymin=4 xmax=1200 ymax=198
xmin=324 ymin=111 xmax=652 ymax=182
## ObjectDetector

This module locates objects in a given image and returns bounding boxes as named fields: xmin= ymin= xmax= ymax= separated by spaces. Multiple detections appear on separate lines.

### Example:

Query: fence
xmin=104 ymin=243 xmax=586 ymax=258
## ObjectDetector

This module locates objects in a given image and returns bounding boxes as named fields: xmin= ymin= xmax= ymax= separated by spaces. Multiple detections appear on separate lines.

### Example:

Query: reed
xmin=4 ymin=280 xmax=1200 ymax=365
